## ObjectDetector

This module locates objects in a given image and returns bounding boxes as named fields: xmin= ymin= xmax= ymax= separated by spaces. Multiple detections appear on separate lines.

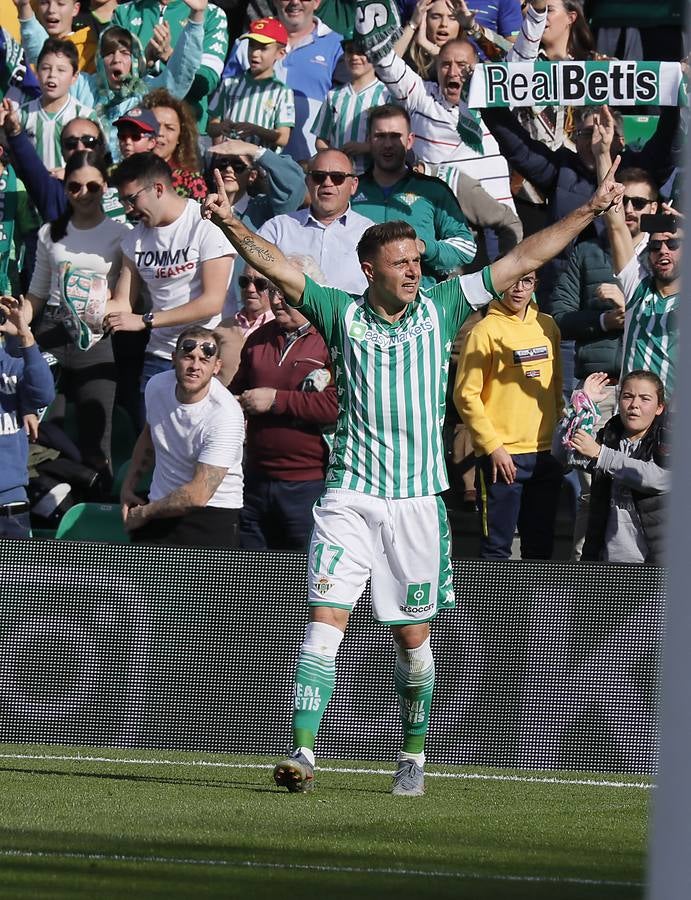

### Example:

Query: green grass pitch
xmin=0 ymin=744 xmax=649 ymax=899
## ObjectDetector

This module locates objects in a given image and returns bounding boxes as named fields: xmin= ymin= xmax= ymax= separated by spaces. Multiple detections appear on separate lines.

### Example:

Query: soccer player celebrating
xmin=202 ymin=161 xmax=624 ymax=797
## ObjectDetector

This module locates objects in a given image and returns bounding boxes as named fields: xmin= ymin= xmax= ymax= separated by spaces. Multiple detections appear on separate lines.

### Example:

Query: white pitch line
xmin=0 ymin=848 xmax=643 ymax=889
xmin=0 ymin=752 xmax=653 ymax=790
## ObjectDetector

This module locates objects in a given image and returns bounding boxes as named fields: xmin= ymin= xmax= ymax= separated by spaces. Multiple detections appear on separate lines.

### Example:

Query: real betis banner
xmin=467 ymin=60 xmax=684 ymax=108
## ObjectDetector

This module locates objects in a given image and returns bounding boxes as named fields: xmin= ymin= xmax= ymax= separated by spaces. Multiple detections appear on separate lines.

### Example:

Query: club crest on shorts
xmin=316 ymin=577 xmax=333 ymax=595
xmin=405 ymin=582 xmax=431 ymax=607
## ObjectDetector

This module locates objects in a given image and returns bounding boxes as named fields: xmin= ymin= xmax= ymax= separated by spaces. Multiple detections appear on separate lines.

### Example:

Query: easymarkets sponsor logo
xmin=484 ymin=60 xmax=659 ymax=107
xmin=347 ymin=318 xmax=433 ymax=348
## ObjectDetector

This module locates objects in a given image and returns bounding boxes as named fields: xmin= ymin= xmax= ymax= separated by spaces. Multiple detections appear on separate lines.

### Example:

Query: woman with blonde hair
xmin=142 ymin=87 xmax=206 ymax=200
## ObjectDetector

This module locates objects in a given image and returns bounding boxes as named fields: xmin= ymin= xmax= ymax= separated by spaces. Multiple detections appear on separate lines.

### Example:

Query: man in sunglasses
xmin=203 ymin=157 xmax=624 ymax=797
xmin=205 ymin=136 xmax=306 ymax=317
xmin=120 ymin=325 xmax=244 ymax=547
xmin=115 ymin=107 xmax=159 ymax=160
xmin=0 ymin=104 xmax=127 ymax=223
xmin=257 ymin=149 xmax=375 ymax=295
xmin=482 ymin=101 xmax=679 ymax=309
xmin=594 ymin=109 xmax=680 ymax=395
xmin=552 ymin=165 xmax=660 ymax=559
xmin=105 ymin=151 xmax=235 ymax=422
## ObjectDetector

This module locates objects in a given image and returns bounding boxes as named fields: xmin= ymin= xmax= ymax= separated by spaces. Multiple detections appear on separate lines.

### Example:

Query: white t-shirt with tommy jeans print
xmin=121 ymin=199 xmax=236 ymax=359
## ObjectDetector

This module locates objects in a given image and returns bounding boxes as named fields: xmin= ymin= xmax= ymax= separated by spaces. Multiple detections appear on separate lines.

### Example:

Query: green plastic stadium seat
xmin=622 ymin=114 xmax=659 ymax=151
xmin=112 ymin=458 xmax=152 ymax=503
xmin=55 ymin=503 xmax=130 ymax=543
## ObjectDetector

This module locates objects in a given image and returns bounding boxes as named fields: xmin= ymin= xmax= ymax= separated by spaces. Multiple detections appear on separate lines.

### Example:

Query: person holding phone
xmin=593 ymin=106 xmax=681 ymax=396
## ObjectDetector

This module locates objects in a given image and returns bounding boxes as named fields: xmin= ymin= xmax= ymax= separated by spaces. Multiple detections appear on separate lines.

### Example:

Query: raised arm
xmin=593 ymin=106 xmax=635 ymax=274
xmin=201 ymin=169 xmax=306 ymax=306
xmin=210 ymin=139 xmax=306 ymax=216
xmin=0 ymin=101 xmax=67 ymax=221
xmin=152 ymin=0 xmax=207 ymax=98
xmin=489 ymin=158 xmax=624 ymax=295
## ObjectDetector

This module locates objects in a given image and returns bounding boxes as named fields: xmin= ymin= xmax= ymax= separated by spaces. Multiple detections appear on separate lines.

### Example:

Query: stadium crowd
xmin=0 ymin=0 xmax=683 ymax=794
xmin=0 ymin=0 xmax=680 ymax=554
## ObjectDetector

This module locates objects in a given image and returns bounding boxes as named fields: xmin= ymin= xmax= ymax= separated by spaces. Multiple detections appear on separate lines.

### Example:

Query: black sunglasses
xmin=238 ymin=275 xmax=270 ymax=291
xmin=62 ymin=134 xmax=103 ymax=150
xmin=648 ymin=238 xmax=681 ymax=253
xmin=213 ymin=157 xmax=249 ymax=174
xmin=178 ymin=338 xmax=218 ymax=358
xmin=66 ymin=180 xmax=102 ymax=195
xmin=623 ymin=195 xmax=653 ymax=211
xmin=308 ymin=170 xmax=354 ymax=186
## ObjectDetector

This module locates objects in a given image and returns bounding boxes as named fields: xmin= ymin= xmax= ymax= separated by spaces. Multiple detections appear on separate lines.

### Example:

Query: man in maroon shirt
xmin=228 ymin=254 xmax=338 ymax=550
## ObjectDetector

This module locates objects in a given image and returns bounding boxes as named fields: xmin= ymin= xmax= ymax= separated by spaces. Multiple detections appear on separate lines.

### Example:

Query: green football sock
xmin=394 ymin=653 xmax=435 ymax=756
xmin=292 ymin=650 xmax=336 ymax=751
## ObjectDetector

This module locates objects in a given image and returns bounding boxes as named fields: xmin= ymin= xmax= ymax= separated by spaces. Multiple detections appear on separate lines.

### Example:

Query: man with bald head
xmin=256 ymin=149 xmax=375 ymax=294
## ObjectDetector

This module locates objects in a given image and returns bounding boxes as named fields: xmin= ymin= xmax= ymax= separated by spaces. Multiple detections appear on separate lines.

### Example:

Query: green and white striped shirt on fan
xmin=299 ymin=269 xmax=496 ymax=499
xmin=19 ymin=97 xmax=97 ymax=171
xmin=618 ymin=255 xmax=679 ymax=392
xmin=311 ymin=80 xmax=392 ymax=173
xmin=209 ymin=74 xmax=295 ymax=147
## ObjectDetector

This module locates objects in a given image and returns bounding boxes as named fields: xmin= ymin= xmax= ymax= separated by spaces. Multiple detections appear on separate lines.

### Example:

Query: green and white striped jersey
xmin=209 ymin=73 xmax=295 ymax=148
xmin=311 ymin=79 xmax=392 ymax=173
xmin=19 ymin=96 xmax=96 ymax=171
xmin=618 ymin=255 xmax=679 ymax=392
xmin=299 ymin=269 xmax=497 ymax=498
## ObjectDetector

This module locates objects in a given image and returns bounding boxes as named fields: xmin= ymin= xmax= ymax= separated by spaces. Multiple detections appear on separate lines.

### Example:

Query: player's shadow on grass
xmin=0 ymin=764 xmax=268 ymax=791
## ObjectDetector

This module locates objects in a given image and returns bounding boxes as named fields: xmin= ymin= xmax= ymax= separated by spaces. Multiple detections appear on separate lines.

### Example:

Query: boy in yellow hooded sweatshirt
xmin=454 ymin=271 xmax=563 ymax=559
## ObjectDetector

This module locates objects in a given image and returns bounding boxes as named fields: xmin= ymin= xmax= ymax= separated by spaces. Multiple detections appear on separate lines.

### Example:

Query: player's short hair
xmin=367 ymin=103 xmax=411 ymax=135
xmin=621 ymin=370 xmax=665 ymax=405
xmin=357 ymin=221 xmax=417 ymax=263
xmin=111 ymin=151 xmax=173 ymax=188
xmin=37 ymin=38 xmax=79 ymax=72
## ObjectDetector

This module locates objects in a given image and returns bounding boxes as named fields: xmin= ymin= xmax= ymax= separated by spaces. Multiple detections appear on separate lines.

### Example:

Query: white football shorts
xmin=307 ymin=488 xmax=455 ymax=625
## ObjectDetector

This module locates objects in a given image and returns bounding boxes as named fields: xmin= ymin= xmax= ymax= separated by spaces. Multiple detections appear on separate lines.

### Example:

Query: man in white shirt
xmin=120 ymin=325 xmax=244 ymax=548
xmin=257 ymin=149 xmax=375 ymax=295
xmin=104 ymin=152 xmax=235 ymax=419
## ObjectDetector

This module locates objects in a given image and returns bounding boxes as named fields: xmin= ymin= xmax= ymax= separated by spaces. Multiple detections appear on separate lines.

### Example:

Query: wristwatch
xmin=142 ymin=312 xmax=155 ymax=328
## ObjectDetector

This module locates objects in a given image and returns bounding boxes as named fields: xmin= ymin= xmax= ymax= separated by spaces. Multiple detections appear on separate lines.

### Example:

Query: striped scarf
xmin=353 ymin=0 xmax=401 ymax=63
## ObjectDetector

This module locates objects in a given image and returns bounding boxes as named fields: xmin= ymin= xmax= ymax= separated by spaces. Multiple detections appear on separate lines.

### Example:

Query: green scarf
xmin=458 ymin=83 xmax=484 ymax=155
xmin=353 ymin=0 xmax=401 ymax=63
xmin=0 ymin=165 xmax=17 ymax=296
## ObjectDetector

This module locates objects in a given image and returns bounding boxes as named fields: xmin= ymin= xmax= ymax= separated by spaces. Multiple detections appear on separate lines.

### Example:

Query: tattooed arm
xmin=201 ymin=168 xmax=306 ymax=306
xmin=121 ymin=425 xmax=156 ymax=524
xmin=122 ymin=448 xmax=228 ymax=531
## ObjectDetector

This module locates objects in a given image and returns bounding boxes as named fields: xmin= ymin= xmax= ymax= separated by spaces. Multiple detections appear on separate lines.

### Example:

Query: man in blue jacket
xmin=0 ymin=295 xmax=55 ymax=538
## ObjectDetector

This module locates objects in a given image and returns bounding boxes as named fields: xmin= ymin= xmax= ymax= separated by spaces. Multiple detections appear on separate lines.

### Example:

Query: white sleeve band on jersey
xmin=507 ymin=6 xmax=547 ymax=62
xmin=615 ymin=254 xmax=648 ymax=305
xmin=459 ymin=269 xmax=497 ymax=309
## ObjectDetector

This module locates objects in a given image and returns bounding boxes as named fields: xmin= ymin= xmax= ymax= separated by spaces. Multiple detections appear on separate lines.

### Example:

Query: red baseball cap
xmin=241 ymin=17 xmax=288 ymax=45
